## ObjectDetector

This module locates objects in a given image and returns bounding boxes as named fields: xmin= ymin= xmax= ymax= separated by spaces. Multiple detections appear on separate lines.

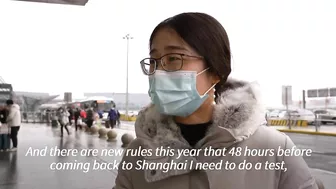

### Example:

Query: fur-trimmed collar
xmin=135 ymin=78 xmax=265 ymax=148
xmin=134 ymin=78 xmax=266 ymax=182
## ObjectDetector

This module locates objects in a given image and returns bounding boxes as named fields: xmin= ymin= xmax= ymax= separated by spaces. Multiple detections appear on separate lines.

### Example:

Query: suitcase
xmin=5 ymin=134 xmax=11 ymax=149
xmin=0 ymin=125 xmax=11 ymax=150
xmin=51 ymin=119 xmax=58 ymax=128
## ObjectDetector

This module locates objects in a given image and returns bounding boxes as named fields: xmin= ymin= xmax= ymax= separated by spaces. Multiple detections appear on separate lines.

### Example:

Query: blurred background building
xmin=13 ymin=0 xmax=89 ymax=6
xmin=0 ymin=76 xmax=59 ymax=111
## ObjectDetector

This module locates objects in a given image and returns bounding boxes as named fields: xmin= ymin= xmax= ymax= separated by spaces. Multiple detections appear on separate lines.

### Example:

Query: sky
xmin=0 ymin=0 xmax=335 ymax=107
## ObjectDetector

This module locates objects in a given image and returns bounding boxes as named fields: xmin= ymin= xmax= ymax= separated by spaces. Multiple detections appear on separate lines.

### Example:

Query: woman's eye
xmin=167 ymin=56 xmax=181 ymax=62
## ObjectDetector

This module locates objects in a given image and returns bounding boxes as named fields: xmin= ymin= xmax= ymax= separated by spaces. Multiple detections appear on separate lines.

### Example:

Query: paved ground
xmin=285 ymin=132 xmax=336 ymax=187
xmin=0 ymin=124 xmax=133 ymax=189
xmin=0 ymin=123 xmax=335 ymax=189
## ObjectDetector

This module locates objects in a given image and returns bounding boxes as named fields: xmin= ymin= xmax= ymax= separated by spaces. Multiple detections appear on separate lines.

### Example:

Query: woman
xmin=114 ymin=13 xmax=318 ymax=189
xmin=57 ymin=107 xmax=70 ymax=137
xmin=0 ymin=105 xmax=10 ymax=152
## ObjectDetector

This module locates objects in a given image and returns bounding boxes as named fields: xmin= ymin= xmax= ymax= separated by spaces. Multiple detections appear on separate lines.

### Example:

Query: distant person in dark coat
xmin=108 ymin=108 xmax=117 ymax=129
xmin=116 ymin=109 xmax=120 ymax=127
xmin=74 ymin=108 xmax=81 ymax=131
xmin=67 ymin=107 xmax=74 ymax=125
xmin=86 ymin=107 xmax=94 ymax=128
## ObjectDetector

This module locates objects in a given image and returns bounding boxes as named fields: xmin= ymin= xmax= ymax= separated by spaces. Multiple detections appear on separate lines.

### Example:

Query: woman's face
xmin=150 ymin=28 xmax=217 ymax=96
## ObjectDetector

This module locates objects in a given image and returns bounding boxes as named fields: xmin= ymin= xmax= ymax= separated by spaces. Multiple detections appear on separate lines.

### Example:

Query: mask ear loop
xmin=197 ymin=67 xmax=217 ymax=96
xmin=202 ymin=83 xmax=217 ymax=96
xmin=196 ymin=67 xmax=210 ymax=76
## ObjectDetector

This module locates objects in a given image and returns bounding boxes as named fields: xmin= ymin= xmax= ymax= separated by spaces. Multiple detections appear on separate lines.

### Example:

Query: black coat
xmin=0 ymin=109 xmax=8 ymax=124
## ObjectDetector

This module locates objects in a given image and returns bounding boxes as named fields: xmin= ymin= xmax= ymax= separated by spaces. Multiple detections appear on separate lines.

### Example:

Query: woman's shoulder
xmin=126 ymin=138 xmax=142 ymax=148
xmin=121 ymin=138 xmax=146 ymax=161
xmin=244 ymin=126 xmax=290 ymax=149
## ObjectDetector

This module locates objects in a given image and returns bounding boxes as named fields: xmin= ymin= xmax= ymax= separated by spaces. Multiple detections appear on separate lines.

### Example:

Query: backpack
xmin=87 ymin=109 xmax=94 ymax=120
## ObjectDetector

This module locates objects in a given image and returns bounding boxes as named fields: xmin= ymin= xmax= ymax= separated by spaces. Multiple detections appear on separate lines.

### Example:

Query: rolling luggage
xmin=51 ymin=119 xmax=58 ymax=127
xmin=0 ymin=123 xmax=11 ymax=150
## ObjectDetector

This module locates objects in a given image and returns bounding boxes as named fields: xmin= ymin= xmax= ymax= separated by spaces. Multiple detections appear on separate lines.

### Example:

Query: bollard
xmin=90 ymin=126 xmax=99 ymax=135
xmin=82 ymin=125 xmax=88 ymax=132
xmin=98 ymin=128 xmax=108 ymax=138
xmin=107 ymin=130 xmax=117 ymax=142
xmin=121 ymin=133 xmax=134 ymax=147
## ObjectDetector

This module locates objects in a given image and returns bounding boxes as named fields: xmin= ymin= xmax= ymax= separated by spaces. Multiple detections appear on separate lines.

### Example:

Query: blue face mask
xmin=148 ymin=68 xmax=215 ymax=117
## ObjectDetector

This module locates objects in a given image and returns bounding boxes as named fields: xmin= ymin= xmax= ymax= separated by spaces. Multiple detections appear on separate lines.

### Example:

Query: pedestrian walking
xmin=6 ymin=100 xmax=21 ymax=152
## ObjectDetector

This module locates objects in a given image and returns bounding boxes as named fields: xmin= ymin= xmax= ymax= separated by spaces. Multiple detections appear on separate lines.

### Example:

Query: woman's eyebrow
xmin=150 ymin=45 xmax=188 ymax=55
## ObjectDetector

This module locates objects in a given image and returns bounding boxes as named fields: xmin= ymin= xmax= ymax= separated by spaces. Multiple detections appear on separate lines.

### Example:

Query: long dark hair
xmin=149 ymin=12 xmax=232 ymax=103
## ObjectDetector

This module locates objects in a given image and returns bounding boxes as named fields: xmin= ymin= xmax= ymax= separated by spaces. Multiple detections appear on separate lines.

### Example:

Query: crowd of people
xmin=0 ymin=99 xmax=123 ymax=152
xmin=55 ymin=105 xmax=121 ymax=137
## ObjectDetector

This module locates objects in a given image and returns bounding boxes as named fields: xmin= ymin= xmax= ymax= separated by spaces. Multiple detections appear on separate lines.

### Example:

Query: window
xmin=307 ymin=89 xmax=318 ymax=97
xmin=314 ymin=110 xmax=327 ymax=114
xmin=330 ymin=88 xmax=336 ymax=97
xmin=317 ymin=88 xmax=329 ymax=97
xmin=97 ymin=103 xmax=113 ymax=112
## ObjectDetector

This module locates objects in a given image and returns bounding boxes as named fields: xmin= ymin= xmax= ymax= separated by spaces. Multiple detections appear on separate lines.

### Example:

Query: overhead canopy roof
xmin=79 ymin=96 xmax=114 ymax=103
xmin=38 ymin=95 xmax=60 ymax=104
xmin=17 ymin=94 xmax=59 ymax=109
xmin=39 ymin=103 xmax=63 ymax=110
xmin=13 ymin=0 xmax=89 ymax=6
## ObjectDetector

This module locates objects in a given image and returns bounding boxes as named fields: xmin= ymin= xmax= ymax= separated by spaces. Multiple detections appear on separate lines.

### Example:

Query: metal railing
xmin=21 ymin=111 xmax=57 ymax=123
xmin=266 ymin=113 xmax=336 ymax=134
xmin=22 ymin=111 xmax=336 ymax=135
xmin=21 ymin=111 xmax=107 ymax=124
